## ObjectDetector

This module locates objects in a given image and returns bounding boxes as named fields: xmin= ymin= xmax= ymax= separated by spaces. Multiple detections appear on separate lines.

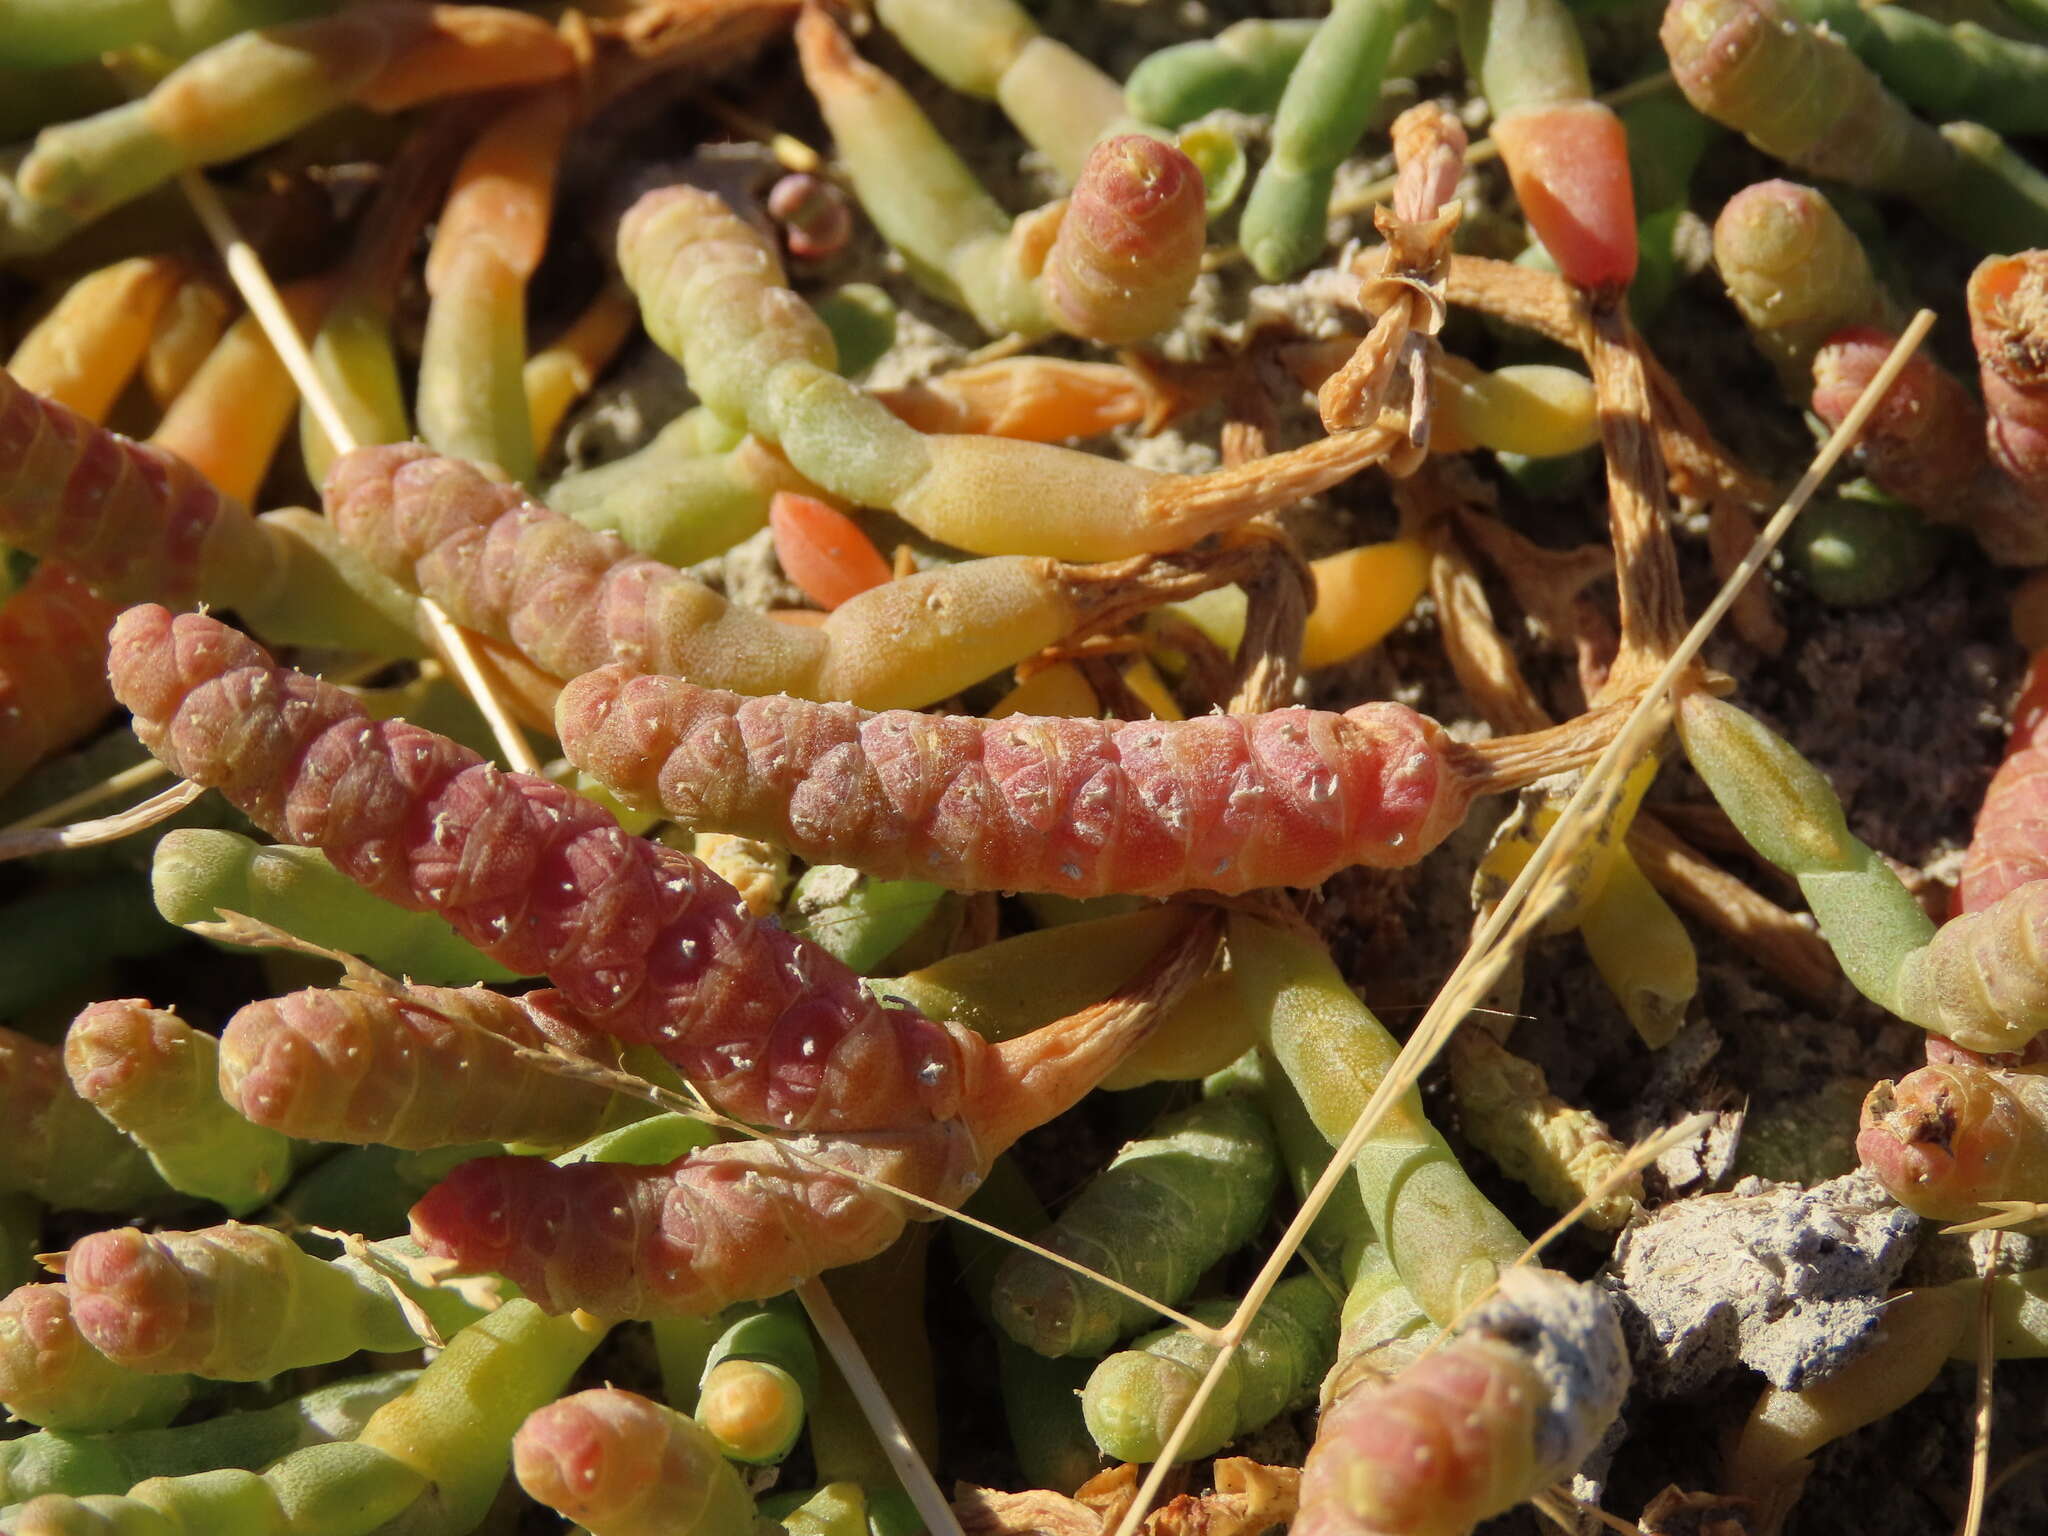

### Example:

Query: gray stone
xmin=1605 ymin=1170 xmax=1919 ymax=1394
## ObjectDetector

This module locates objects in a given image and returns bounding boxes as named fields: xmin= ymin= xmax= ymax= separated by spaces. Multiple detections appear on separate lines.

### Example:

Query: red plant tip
xmin=1810 ymin=326 xmax=1937 ymax=434
xmin=1044 ymin=134 xmax=1207 ymax=346
xmin=767 ymin=173 xmax=853 ymax=261
xmin=1856 ymin=1066 xmax=2022 ymax=1220
xmin=1494 ymin=102 xmax=1638 ymax=295
xmin=61 ymin=1000 xmax=162 ymax=1106
xmin=410 ymin=1155 xmax=709 ymax=1318
xmin=768 ymin=491 xmax=892 ymax=610
xmin=1316 ymin=1351 xmax=1538 ymax=1535
xmin=104 ymin=604 xmax=193 ymax=741
xmin=413 ymin=1153 xmax=725 ymax=1318
xmin=219 ymin=1000 xmax=323 ymax=1132
xmin=410 ymin=1156 xmax=528 ymax=1280
xmin=63 ymin=1229 xmax=190 ymax=1368
xmin=111 ymin=604 xmax=971 ymax=1139
xmin=1969 ymin=252 xmax=2048 ymax=486
xmin=1297 ymin=1270 xmax=1623 ymax=1536
xmin=514 ymin=1389 xmax=669 ymax=1524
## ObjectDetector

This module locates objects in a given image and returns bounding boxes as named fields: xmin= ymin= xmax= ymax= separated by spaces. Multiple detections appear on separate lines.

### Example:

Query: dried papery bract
xmin=1042 ymin=135 xmax=1207 ymax=347
xmin=1858 ymin=1062 xmax=2048 ymax=1221
xmin=221 ymin=984 xmax=633 ymax=1151
xmin=1316 ymin=102 xmax=1465 ymax=446
xmin=1295 ymin=1269 xmax=1629 ymax=1536
xmin=558 ymin=668 xmax=1481 ymax=899
xmin=515 ymin=1386 xmax=757 ymax=1536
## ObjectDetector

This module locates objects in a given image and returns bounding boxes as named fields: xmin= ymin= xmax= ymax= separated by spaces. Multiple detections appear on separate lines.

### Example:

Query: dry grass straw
xmin=1959 ymin=1237 xmax=2003 ymax=1536
xmin=1 ymin=757 xmax=169 ymax=833
xmin=0 ymin=776 xmax=205 ymax=862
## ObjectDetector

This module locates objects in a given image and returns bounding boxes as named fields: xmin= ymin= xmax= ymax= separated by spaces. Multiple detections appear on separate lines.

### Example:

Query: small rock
xmin=1605 ymin=1169 xmax=1919 ymax=1395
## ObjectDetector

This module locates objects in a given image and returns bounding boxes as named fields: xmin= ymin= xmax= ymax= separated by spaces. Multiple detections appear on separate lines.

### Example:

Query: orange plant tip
xmin=1494 ymin=102 xmax=1639 ymax=295
xmin=769 ymin=490 xmax=893 ymax=610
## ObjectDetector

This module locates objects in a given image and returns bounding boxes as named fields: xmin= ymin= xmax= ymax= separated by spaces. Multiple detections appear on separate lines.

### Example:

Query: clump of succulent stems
xmin=3 ymin=2 xmax=2037 ymax=1532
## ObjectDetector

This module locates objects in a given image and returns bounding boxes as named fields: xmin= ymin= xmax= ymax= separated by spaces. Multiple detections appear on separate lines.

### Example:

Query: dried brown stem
xmin=1058 ymin=533 xmax=1283 ymax=645
xmin=1412 ymin=472 xmax=1555 ymax=737
xmin=1453 ymin=702 xmax=1635 ymax=797
xmin=1585 ymin=308 xmax=1689 ymax=693
xmin=583 ymin=0 xmax=801 ymax=108
xmin=1454 ymin=510 xmax=1615 ymax=657
xmin=1449 ymin=255 xmax=1785 ymax=653
xmin=1228 ymin=533 xmax=1313 ymax=717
